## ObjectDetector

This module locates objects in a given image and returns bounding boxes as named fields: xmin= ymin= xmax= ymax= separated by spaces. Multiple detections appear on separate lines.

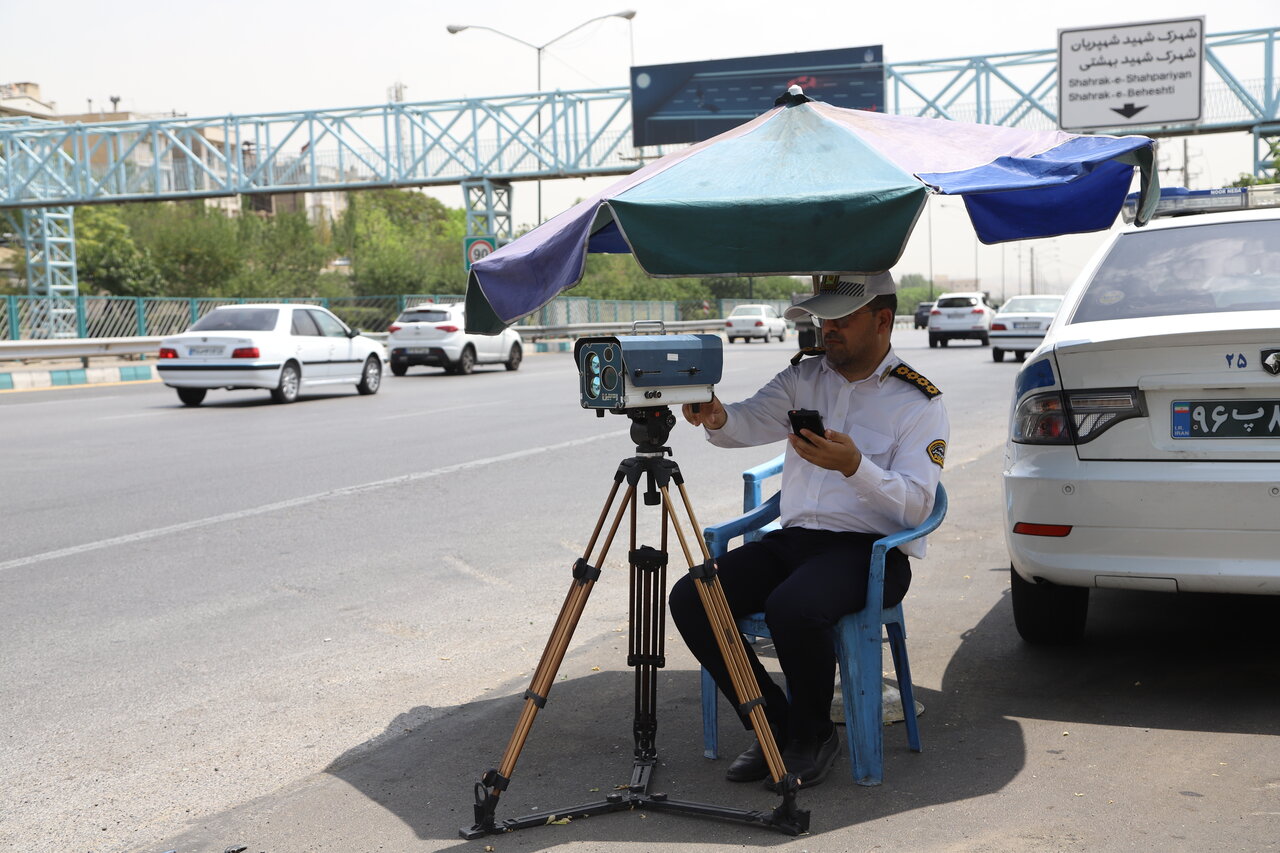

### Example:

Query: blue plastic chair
xmin=699 ymin=455 xmax=948 ymax=786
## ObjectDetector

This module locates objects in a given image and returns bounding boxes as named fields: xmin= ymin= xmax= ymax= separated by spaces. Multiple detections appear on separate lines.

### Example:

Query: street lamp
xmin=447 ymin=11 xmax=637 ymax=224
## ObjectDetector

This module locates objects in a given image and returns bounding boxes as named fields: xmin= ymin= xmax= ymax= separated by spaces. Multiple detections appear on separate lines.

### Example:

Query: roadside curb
xmin=0 ymin=361 xmax=157 ymax=392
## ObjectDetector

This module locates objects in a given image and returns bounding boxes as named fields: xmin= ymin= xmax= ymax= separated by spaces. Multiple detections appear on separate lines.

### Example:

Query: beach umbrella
xmin=465 ymin=88 xmax=1158 ymax=333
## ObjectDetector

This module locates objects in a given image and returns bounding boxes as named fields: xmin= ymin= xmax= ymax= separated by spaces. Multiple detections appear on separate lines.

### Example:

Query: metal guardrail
xmin=0 ymin=336 xmax=165 ymax=362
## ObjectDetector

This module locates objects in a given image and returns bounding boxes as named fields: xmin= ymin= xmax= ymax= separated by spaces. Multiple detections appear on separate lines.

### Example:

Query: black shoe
xmin=770 ymin=727 xmax=839 ymax=790
xmin=726 ymin=738 xmax=770 ymax=782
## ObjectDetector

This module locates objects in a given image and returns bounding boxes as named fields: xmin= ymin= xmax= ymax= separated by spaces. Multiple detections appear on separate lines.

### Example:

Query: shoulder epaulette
xmin=890 ymin=363 xmax=942 ymax=398
xmin=789 ymin=347 xmax=825 ymax=366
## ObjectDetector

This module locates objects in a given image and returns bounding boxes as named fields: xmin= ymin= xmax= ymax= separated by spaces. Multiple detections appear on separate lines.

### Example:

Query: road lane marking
xmin=376 ymin=400 xmax=504 ymax=421
xmin=0 ymin=428 xmax=630 ymax=573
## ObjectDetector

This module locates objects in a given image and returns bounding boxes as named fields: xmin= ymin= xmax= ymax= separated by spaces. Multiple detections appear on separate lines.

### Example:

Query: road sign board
xmin=1058 ymin=17 xmax=1204 ymax=132
xmin=464 ymin=236 xmax=496 ymax=271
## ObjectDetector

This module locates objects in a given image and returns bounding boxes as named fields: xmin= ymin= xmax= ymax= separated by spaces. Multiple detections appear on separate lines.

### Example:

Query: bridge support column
xmin=20 ymin=206 xmax=79 ymax=338
xmin=1253 ymin=125 xmax=1280 ymax=180
xmin=462 ymin=178 xmax=514 ymax=246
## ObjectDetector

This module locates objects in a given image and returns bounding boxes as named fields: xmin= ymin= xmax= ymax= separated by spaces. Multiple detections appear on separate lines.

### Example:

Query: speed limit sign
xmin=464 ymin=236 xmax=496 ymax=270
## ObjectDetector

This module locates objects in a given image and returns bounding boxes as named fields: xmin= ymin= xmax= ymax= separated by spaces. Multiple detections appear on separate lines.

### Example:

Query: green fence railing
xmin=0 ymin=295 xmax=794 ymax=341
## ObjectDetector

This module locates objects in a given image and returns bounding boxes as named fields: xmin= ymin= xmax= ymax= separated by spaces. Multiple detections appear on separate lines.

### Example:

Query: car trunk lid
xmin=1052 ymin=313 xmax=1280 ymax=461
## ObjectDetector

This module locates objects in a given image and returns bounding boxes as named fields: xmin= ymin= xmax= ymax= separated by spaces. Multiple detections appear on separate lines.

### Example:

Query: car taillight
xmin=971 ymin=307 xmax=986 ymax=314
xmin=232 ymin=347 xmax=260 ymax=358
xmin=991 ymin=322 xmax=1007 ymax=331
xmin=1012 ymin=387 xmax=1144 ymax=445
xmin=754 ymin=320 xmax=764 ymax=327
xmin=1012 ymin=522 xmax=1073 ymax=537
xmin=1012 ymin=391 xmax=1070 ymax=444
xmin=436 ymin=324 xmax=460 ymax=333
xmin=725 ymin=321 xmax=733 ymax=327
xmin=930 ymin=308 xmax=941 ymax=314
xmin=159 ymin=347 xmax=178 ymax=359
xmin=1066 ymin=389 xmax=1144 ymax=442
xmin=388 ymin=324 xmax=401 ymax=333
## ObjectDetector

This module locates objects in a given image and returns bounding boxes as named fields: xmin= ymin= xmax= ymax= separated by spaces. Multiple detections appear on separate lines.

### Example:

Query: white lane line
xmin=0 ymin=428 xmax=630 ymax=573
xmin=376 ymin=400 xmax=505 ymax=421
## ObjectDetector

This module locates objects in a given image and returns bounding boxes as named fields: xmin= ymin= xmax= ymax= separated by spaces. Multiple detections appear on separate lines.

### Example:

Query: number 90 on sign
xmin=464 ymin=236 xmax=497 ymax=270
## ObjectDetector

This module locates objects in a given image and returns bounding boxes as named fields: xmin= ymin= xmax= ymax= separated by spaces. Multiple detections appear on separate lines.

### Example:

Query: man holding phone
xmin=671 ymin=271 xmax=949 ymax=789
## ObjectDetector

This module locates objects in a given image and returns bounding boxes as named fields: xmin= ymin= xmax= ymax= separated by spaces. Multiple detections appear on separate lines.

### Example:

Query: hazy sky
xmin=4 ymin=0 xmax=1276 ymax=292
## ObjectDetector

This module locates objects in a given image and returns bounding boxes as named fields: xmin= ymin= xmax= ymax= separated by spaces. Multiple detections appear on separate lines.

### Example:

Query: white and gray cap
xmin=784 ymin=271 xmax=897 ymax=321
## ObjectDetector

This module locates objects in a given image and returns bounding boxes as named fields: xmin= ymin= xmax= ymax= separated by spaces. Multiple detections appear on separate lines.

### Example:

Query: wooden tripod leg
xmin=467 ymin=479 xmax=635 ymax=832
xmin=661 ymin=486 xmax=790 ymax=785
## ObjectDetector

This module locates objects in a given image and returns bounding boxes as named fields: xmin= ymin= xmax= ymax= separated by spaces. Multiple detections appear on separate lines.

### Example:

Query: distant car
xmin=157 ymin=304 xmax=386 ymax=406
xmin=913 ymin=301 xmax=934 ymax=329
xmin=725 ymin=304 xmax=787 ymax=343
xmin=990 ymin=294 xmax=1064 ymax=362
xmin=1004 ymin=185 xmax=1280 ymax=644
xmin=928 ymin=291 xmax=995 ymax=347
xmin=387 ymin=303 xmax=523 ymax=375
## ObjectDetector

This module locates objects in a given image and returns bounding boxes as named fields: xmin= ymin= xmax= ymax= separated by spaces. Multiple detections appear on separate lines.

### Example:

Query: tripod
xmin=462 ymin=406 xmax=809 ymax=839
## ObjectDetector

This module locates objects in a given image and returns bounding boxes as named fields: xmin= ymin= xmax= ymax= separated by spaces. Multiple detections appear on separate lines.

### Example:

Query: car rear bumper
xmin=990 ymin=332 xmax=1044 ymax=350
xmin=1004 ymin=452 xmax=1280 ymax=594
xmin=157 ymin=363 xmax=281 ymax=389
xmin=390 ymin=346 xmax=455 ymax=366
xmin=929 ymin=329 xmax=987 ymax=339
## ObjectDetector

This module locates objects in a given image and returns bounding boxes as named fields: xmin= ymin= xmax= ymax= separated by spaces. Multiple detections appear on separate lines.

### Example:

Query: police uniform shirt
xmin=704 ymin=347 xmax=949 ymax=558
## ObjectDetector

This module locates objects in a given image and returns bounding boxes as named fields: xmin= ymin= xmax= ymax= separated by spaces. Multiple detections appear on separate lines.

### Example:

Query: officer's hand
xmin=788 ymin=428 xmax=862 ymax=477
xmin=682 ymin=395 xmax=727 ymax=430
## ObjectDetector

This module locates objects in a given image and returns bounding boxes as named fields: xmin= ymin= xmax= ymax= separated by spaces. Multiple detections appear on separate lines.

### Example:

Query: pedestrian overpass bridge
xmin=2 ymin=27 xmax=1276 ymax=335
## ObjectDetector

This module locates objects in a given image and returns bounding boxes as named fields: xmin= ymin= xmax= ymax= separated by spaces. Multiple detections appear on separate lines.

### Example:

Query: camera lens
xmin=601 ymin=365 xmax=618 ymax=390
xmin=586 ymin=352 xmax=601 ymax=375
xmin=589 ymin=375 xmax=602 ymax=398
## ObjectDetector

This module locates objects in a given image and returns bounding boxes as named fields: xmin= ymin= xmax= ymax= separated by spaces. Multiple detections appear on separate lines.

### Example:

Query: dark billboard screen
xmin=629 ymin=46 xmax=884 ymax=148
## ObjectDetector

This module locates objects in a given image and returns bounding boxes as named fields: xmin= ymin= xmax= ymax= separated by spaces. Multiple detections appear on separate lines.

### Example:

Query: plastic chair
xmin=699 ymin=454 xmax=948 ymax=786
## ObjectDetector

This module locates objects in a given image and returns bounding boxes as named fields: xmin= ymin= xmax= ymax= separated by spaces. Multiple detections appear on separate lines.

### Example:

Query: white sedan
xmin=724 ymin=304 xmax=787 ymax=343
xmin=157 ymin=304 xmax=387 ymax=406
xmin=989 ymin=294 xmax=1064 ymax=363
xmin=1003 ymin=185 xmax=1280 ymax=644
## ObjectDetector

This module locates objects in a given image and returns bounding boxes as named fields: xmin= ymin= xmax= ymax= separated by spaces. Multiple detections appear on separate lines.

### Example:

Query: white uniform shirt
xmin=705 ymin=347 xmax=949 ymax=558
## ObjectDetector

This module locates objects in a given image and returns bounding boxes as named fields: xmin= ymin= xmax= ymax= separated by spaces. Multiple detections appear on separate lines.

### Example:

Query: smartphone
xmin=788 ymin=409 xmax=825 ymax=443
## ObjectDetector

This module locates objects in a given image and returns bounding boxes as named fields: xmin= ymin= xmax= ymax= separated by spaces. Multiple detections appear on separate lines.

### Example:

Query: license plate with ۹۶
xmin=1171 ymin=400 xmax=1280 ymax=438
xmin=188 ymin=346 xmax=222 ymax=356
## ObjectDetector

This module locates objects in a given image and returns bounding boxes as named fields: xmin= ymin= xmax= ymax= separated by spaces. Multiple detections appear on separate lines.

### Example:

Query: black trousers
xmin=670 ymin=527 xmax=910 ymax=745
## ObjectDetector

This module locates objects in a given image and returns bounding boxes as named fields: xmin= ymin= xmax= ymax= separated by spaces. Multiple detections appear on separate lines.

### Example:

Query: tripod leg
xmin=663 ymin=484 xmax=808 ymax=834
xmin=465 ymin=477 xmax=636 ymax=838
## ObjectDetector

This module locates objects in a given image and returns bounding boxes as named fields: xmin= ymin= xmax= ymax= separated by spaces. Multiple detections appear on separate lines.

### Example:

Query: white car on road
xmin=724 ymin=304 xmax=787 ymax=343
xmin=928 ymin=291 xmax=995 ymax=347
xmin=1004 ymin=185 xmax=1280 ymax=644
xmin=157 ymin=304 xmax=386 ymax=406
xmin=387 ymin=303 xmax=523 ymax=375
xmin=990 ymin=294 xmax=1064 ymax=363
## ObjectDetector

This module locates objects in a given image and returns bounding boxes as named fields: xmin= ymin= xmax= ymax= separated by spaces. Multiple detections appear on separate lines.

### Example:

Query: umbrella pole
xmin=462 ymin=409 xmax=809 ymax=840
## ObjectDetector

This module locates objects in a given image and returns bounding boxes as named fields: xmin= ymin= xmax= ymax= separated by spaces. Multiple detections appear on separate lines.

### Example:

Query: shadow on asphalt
xmin=319 ymin=583 xmax=1280 ymax=848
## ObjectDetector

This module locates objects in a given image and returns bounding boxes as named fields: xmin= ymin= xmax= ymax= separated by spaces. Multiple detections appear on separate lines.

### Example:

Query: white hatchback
xmin=990 ymin=294 xmax=1064 ymax=363
xmin=724 ymin=304 xmax=787 ymax=343
xmin=1004 ymin=187 xmax=1280 ymax=644
xmin=387 ymin=303 xmax=523 ymax=375
xmin=157 ymin=304 xmax=387 ymax=406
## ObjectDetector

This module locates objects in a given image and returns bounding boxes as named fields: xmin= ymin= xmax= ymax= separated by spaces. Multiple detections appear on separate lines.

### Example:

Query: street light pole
xmin=447 ymin=11 xmax=637 ymax=225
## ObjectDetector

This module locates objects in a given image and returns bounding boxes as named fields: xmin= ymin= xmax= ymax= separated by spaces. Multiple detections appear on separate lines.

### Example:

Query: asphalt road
xmin=3 ymin=330 xmax=1278 ymax=853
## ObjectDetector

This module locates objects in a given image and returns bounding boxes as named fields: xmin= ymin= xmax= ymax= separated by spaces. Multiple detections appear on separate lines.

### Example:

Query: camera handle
xmin=461 ymin=447 xmax=809 ymax=840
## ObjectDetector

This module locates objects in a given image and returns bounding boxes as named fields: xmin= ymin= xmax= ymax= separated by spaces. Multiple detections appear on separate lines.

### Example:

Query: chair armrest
xmin=704 ymin=492 xmax=782 ymax=557
xmin=874 ymin=482 xmax=949 ymax=552
xmin=743 ymin=453 xmax=785 ymax=511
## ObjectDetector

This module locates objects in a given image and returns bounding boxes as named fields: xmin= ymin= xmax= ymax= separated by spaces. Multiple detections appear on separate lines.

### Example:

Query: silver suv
xmin=928 ymin=291 xmax=995 ymax=347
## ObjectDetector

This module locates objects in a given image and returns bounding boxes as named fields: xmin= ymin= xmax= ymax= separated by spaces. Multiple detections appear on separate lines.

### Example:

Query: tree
xmin=337 ymin=190 xmax=469 ymax=295
xmin=72 ymin=205 xmax=165 ymax=296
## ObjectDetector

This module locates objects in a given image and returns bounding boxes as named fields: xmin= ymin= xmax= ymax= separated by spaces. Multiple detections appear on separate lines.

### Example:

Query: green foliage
xmin=336 ymin=190 xmax=467 ymax=295
xmin=570 ymin=252 xmax=803 ymax=301
xmin=72 ymin=205 xmax=165 ymax=296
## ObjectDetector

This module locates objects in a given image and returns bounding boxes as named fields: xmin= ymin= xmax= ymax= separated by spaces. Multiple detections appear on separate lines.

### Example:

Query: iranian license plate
xmin=1013 ymin=321 xmax=1040 ymax=329
xmin=1171 ymin=400 xmax=1280 ymax=438
xmin=407 ymin=347 xmax=431 ymax=354
xmin=188 ymin=346 xmax=222 ymax=356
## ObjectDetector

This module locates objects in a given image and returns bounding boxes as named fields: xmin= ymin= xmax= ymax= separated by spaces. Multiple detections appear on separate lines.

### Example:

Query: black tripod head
xmin=627 ymin=406 xmax=677 ymax=454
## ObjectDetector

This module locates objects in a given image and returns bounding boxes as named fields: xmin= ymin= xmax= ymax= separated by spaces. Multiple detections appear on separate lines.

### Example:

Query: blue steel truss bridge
xmin=2 ymin=27 xmax=1276 ymax=337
